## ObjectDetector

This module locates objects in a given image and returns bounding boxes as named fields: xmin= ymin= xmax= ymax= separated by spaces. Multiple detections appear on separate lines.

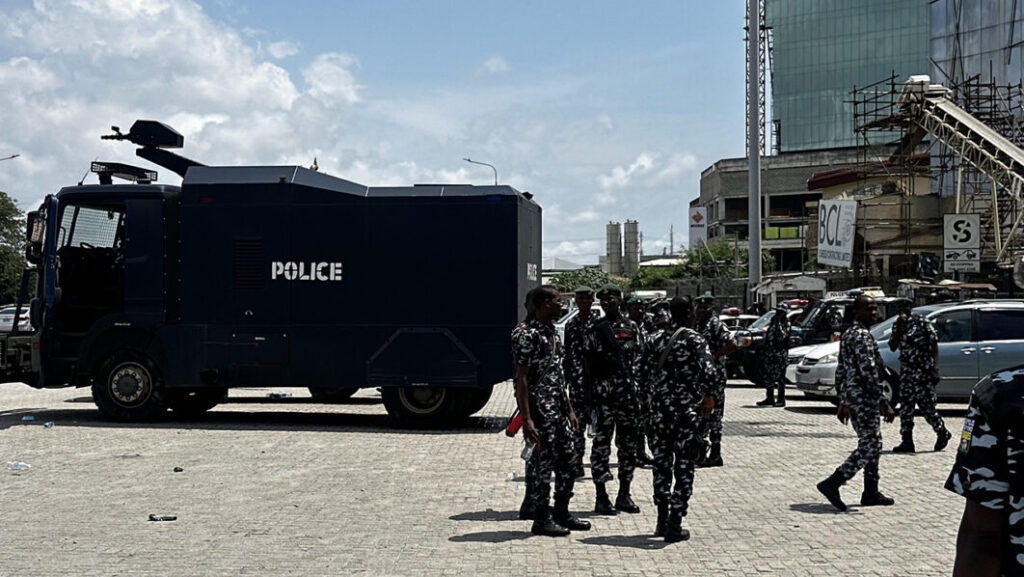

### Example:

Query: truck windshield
xmin=59 ymin=205 xmax=123 ymax=248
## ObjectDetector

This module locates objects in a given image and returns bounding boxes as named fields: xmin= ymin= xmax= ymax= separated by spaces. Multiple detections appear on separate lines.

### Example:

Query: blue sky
xmin=0 ymin=0 xmax=745 ymax=262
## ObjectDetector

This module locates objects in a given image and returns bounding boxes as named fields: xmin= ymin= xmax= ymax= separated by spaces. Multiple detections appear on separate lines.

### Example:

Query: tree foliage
xmin=0 ymin=191 xmax=26 ymax=304
xmin=550 ymin=267 xmax=624 ymax=293
xmin=627 ymin=240 xmax=776 ymax=289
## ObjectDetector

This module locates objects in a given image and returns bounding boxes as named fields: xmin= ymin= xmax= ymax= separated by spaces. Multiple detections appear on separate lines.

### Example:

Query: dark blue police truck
xmin=0 ymin=120 xmax=540 ymax=426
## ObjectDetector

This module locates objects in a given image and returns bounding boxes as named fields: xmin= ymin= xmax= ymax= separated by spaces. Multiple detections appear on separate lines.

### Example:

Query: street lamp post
xmin=463 ymin=157 xmax=498 ymax=185
xmin=0 ymin=154 xmax=19 ymax=162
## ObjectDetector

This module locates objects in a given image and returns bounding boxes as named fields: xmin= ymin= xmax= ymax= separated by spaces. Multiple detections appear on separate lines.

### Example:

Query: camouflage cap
xmin=626 ymin=295 xmax=646 ymax=305
xmin=596 ymin=284 xmax=622 ymax=299
xmin=574 ymin=285 xmax=595 ymax=295
xmin=694 ymin=291 xmax=715 ymax=304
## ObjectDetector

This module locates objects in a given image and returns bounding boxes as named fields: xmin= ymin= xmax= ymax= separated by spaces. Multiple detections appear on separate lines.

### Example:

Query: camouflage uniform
xmin=563 ymin=313 xmax=594 ymax=470
xmin=763 ymin=316 xmax=791 ymax=399
xmin=890 ymin=314 xmax=947 ymax=439
xmin=945 ymin=370 xmax=1024 ymax=576
xmin=512 ymin=318 xmax=576 ymax=512
xmin=643 ymin=323 xmax=715 ymax=517
xmin=511 ymin=320 xmax=543 ymax=515
xmin=584 ymin=317 xmax=644 ymax=485
xmin=696 ymin=314 xmax=731 ymax=445
xmin=833 ymin=321 xmax=886 ymax=483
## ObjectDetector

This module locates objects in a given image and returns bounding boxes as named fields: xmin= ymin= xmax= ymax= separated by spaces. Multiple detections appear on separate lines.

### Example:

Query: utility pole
xmin=746 ymin=0 xmax=762 ymax=300
xmin=670 ymin=225 xmax=674 ymax=256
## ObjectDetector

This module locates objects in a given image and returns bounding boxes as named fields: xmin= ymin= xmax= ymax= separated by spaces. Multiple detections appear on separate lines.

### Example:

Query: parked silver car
xmin=793 ymin=299 xmax=1024 ymax=402
xmin=0 ymin=305 xmax=31 ymax=333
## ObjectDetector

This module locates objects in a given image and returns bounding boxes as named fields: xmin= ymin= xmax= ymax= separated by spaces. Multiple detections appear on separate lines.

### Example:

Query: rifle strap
xmin=657 ymin=327 xmax=689 ymax=371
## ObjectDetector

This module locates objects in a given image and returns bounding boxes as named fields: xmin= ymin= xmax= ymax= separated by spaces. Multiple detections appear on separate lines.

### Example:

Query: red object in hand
xmin=505 ymin=411 xmax=523 ymax=437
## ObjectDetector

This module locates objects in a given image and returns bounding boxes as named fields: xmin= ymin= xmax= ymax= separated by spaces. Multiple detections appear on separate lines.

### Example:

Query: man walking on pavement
xmin=816 ymin=295 xmax=897 ymax=512
xmin=563 ymin=286 xmax=596 ymax=480
xmin=757 ymin=305 xmax=792 ymax=407
xmin=512 ymin=285 xmax=591 ymax=536
xmin=888 ymin=301 xmax=952 ymax=453
xmin=643 ymin=296 xmax=716 ymax=543
xmin=694 ymin=291 xmax=736 ymax=467
xmin=584 ymin=284 xmax=644 ymax=515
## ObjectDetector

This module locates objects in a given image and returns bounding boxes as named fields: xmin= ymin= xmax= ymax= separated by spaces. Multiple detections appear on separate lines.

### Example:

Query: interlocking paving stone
xmin=0 ymin=381 xmax=963 ymax=576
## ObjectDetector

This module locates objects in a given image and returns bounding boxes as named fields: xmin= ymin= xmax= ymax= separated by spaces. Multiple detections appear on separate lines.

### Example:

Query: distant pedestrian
xmin=642 ymin=296 xmax=716 ymax=543
xmin=888 ymin=301 xmax=952 ymax=453
xmin=694 ymin=291 xmax=736 ymax=468
xmin=947 ymin=367 xmax=1024 ymax=577
xmin=756 ymin=305 xmax=791 ymax=407
xmin=816 ymin=295 xmax=896 ymax=512
xmin=512 ymin=285 xmax=590 ymax=536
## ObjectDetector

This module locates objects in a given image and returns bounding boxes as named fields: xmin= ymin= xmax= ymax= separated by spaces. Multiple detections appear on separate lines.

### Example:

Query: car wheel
xmin=167 ymin=388 xmax=227 ymax=418
xmin=381 ymin=386 xmax=459 ymax=427
xmin=308 ymin=387 xmax=359 ymax=403
xmin=92 ymin=350 xmax=168 ymax=421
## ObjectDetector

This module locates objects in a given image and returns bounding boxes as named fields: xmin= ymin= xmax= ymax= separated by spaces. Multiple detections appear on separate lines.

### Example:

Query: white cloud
xmin=303 ymin=53 xmax=362 ymax=105
xmin=597 ymin=152 xmax=656 ymax=191
xmin=567 ymin=209 xmax=600 ymax=224
xmin=481 ymin=56 xmax=509 ymax=74
xmin=267 ymin=40 xmax=300 ymax=59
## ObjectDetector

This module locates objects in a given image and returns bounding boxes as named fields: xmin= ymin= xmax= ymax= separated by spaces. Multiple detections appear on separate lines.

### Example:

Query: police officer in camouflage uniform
xmin=756 ymin=305 xmax=792 ymax=407
xmin=888 ymin=301 xmax=952 ymax=453
xmin=694 ymin=291 xmax=736 ymax=467
xmin=626 ymin=295 xmax=655 ymax=467
xmin=584 ymin=284 xmax=644 ymax=515
xmin=643 ymin=296 xmax=716 ymax=543
xmin=513 ymin=285 xmax=590 ymax=536
xmin=947 ymin=367 xmax=1024 ymax=577
xmin=512 ymin=288 xmax=543 ymax=521
xmin=563 ymin=286 xmax=596 ymax=480
xmin=816 ymin=295 xmax=897 ymax=512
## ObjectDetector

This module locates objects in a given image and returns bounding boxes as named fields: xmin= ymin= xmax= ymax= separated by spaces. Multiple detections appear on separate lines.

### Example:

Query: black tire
xmin=167 ymin=388 xmax=227 ymax=418
xmin=308 ymin=387 xmax=359 ymax=403
xmin=92 ymin=350 xmax=167 ymax=421
xmin=459 ymin=386 xmax=493 ymax=416
xmin=381 ymin=386 xmax=459 ymax=427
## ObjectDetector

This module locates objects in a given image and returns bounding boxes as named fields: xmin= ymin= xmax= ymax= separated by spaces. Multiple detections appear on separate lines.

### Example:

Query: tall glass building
xmin=766 ymin=0 xmax=931 ymax=152
xmin=930 ymin=0 xmax=1024 ymax=86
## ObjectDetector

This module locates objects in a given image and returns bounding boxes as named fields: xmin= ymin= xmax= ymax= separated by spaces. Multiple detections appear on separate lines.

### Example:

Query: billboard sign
xmin=943 ymin=214 xmax=981 ymax=273
xmin=817 ymin=200 xmax=857 ymax=268
xmin=688 ymin=207 xmax=707 ymax=250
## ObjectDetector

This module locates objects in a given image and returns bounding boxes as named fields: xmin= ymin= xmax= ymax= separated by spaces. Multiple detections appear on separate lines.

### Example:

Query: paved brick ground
xmin=0 ymin=381 xmax=965 ymax=576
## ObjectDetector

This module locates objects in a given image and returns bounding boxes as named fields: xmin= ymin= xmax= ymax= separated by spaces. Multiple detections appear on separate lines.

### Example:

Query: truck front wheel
xmin=92 ymin=351 xmax=168 ymax=421
xmin=381 ymin=386 xmax=459 ymax=427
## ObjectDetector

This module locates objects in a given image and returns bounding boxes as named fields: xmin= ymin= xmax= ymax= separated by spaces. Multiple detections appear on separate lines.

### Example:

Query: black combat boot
xmin=553 ymin=493 xmax=591 ymax=531
xmin=934 ymin=428 xmax=953 ymax=451
xmin=572 ymin=458 xmax=586 ymax=480
xmin=860 ymin=477 xmax=895 ymax=507
xmin=594 ymin=482 xmax=618 ymax=515
xmin=614 ymin=479 xmax=641 ymax=513
xmin=663 ymin=511 xmax=690 ymax=543
xmin=816 ymin=469 xmax=848 ymax=512
xmin=518 ymin=496 xmax=538 ymax=520
xmin=654 ymin=502 xmax=669 ymax=537
xmin=530 ymin=503 xmax=570 ymax=537
xmin=755 ymin=389 xmax=775 ymax=406
xmin=774 ymin=387 xmax=786 ymax=407
xmin=892 ymin=433 xmax=915 ymax=454
xmin=699 ymin=442 xmax=723 ymax=468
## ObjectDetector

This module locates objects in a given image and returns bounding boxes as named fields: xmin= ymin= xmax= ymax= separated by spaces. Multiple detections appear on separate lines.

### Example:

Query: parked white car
xmin=555 ymin=304 xmax=605 ymax=343
xmin=0 ymin=305 xmax=31 ymax=333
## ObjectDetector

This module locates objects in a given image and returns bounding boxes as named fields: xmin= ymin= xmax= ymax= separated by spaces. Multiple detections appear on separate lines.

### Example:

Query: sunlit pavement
xmin=0 ymin=380 xmax=963 ymax=576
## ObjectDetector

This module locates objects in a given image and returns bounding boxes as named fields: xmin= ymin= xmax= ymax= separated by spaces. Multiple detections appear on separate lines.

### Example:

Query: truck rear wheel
xmin=458 ymin=386 xmax=493 ymax=416
xmin=92 ymin=350 xmax=167 ymax=421
xmin=381 ymin=386 xmax=459 ymax=427
xmin=167 ymin=388 xmax=227 ymax=418
xmin=308 ymin=387 xmax=358 ymax=403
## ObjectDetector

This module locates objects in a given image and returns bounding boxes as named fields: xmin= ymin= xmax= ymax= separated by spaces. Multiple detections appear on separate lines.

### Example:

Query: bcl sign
xmin=689 ymin=207 xmax=707 ymax=250
xmin=817 ymin=200 xmax=857 ymax=268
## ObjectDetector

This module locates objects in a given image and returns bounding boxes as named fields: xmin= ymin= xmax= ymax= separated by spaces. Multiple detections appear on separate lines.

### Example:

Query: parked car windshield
xmin=749 ymin=311 xmax=775 ymax=329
